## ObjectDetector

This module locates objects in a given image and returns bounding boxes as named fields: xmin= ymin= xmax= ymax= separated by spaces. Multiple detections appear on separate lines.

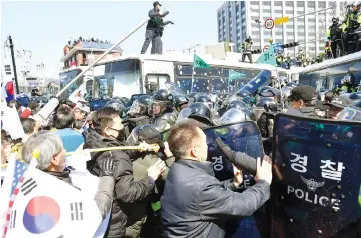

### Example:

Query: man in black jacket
xmin=161 ymin=120 xmax=272 ymax=238
xmin=286 ymin=85 xmax=320 ymax=118
xmin=84 ymin=107 xmax=166 ymax=238
xmin=141 ymin=1 xmax=170 ymax=54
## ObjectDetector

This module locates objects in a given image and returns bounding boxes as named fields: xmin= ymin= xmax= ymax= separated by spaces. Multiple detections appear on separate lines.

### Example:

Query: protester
xmin=286 ymin=85 xmax=319 ymax=117
xmin=7 ymin=100 xmax=22 ymax=115
xmin=1 ymin=130 xmax=11 ymax=164
xmin=84 ymin=107 xmax=166 ymax=238
xmin=162 ymin=120 xmax=272 ymax=238
xmin=20 ymin=101 xmax=39 ymax=118
xmin=21 ymin=131 xmax=116 ymax=219
xmin=52 ymin=107 xmax=85 ymax=152
xmin=20 ymin=118 xmax=40 ymax=142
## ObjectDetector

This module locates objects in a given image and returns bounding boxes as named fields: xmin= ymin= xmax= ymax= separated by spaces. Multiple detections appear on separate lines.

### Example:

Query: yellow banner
xmin=275 ymin=16 xmax=289 ymax=25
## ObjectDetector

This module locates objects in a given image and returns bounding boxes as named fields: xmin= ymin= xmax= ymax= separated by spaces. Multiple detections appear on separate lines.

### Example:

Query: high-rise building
xmin=217 ymin=1 xmax=347 ymax=57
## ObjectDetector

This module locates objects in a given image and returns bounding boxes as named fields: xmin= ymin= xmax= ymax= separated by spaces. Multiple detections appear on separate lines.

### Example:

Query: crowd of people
xmin=1 ymin=72 xmax=361 ymax=237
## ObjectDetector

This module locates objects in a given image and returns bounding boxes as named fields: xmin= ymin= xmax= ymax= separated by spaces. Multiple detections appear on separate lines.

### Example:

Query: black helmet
xmin=226 ymin=100 xmax=247 ymax=111
xmin=105 ymin=101 xmax=125 ymax=115
xmin=150 ymin=89 xmax=174 ymax=116
xmin=127 ymin=95 xmax=152 ymax=117
xmin=188 ymin=92 xmax=203 ymax=103
xmin=196 ymin=95 xmax=214 ymax=110
xmin=174 ymin=95 xmax=189 ymax=108
xmin=126 ymin=124 xmax=162 ymax=146
xmin=342 ymin=73 xmax=356 ymax=85
xmin=258 ymin=87 xmax=280 ymax=98
xmin=185 ymin=102 xmax=213 ymax=126
xmin=332 ymin=17 xmax=339 ymax=23
xmin=236 ymin=90 xmax=252 ymax=98
xmin=256 ymin=97 xmax=277 ymax=108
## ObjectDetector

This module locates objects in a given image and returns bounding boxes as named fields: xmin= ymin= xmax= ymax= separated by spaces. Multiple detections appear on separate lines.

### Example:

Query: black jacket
xmin=146 ymin=8 xmax=163 ymax=29
xmin=161 ymin=159 xmax=270 ymax=238
xmin=84 ymin=128 xmax=155 ymax=238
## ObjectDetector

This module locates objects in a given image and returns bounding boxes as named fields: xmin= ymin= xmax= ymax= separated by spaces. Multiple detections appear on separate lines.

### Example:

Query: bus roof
xmin=294 ymin=51 xmax=361 ymax=74
xmin=95 ymin=52 xmax=289 ymax=72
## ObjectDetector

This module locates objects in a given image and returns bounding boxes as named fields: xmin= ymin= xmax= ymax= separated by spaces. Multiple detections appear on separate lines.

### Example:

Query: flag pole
xmin=275 ymin=65 xmax=284 ymax=109
xmin=191 ymin=66 xmax=194 ymax=93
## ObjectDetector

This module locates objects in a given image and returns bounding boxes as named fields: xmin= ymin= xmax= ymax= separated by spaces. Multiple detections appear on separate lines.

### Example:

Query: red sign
xmin=263 ymin=45 xmax=270 ymax=52
xmin=264 ymin=18 xmax=274 ymax=30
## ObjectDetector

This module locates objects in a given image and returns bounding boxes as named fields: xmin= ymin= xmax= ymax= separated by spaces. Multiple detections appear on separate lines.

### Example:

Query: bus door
xmin=145 ymin=74 xmax=170 ymax=93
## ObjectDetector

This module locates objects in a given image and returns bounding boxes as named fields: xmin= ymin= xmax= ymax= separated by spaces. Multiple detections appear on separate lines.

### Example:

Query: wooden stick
xmin=65 ymin=145 xmax=159 ymax=156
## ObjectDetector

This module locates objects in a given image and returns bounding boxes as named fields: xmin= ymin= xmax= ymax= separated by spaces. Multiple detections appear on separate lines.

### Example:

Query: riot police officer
xmin=296 ymin=50 xmax=305 ymax=67
xmin=276 ymin=49 xmax=284 ymax=67
xmin=344 ymin=1 xmax=361 ymax=54
xmin=327 ymin=17 xmax=344 ymax=58
xmin=141 ymin=1 xmax=170 ymax=55
xmin=127 ymin=95 xmax=152 ymax=132
xmin=149 ymin=89 xmax=177 ymax=132
xmin=241 ymin=36 xmax=253 ymax=63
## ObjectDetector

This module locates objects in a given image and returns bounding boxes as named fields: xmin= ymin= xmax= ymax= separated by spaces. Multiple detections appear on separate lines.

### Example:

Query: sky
xmin=1 ymin=0 xmax=223 ymax=79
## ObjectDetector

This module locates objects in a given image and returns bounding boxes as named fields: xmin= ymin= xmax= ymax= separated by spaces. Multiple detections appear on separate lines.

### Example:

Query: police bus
xmin=91 ymin=53 xmax=291 ymax=98
xmin=291 ymin=51 xmax=361 ymax=91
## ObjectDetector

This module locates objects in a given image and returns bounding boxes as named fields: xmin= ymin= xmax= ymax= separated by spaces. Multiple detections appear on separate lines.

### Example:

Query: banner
xmin=229 ymin=70 xmax=246 ymax=81
xmin=193 ymin=54 xmax=211 ymax=69
xmin=271 ymin=113 xmax=361 ymax=237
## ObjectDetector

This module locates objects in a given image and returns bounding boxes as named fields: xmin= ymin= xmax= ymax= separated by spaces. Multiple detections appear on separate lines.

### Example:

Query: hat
xmin=287 ymin=86 xmax=316 ymax=102
xmin=153 ymin=1 xmax=161 ymax=6
xmin=324 ymin=96 xmax=354 ymax=109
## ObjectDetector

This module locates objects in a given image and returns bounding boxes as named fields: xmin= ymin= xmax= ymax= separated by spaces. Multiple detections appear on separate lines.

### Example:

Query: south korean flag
xmin=5 ymin=167 xmax=102 ymax=238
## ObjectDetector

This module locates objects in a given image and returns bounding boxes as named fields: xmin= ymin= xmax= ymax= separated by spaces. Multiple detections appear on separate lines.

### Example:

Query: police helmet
xmin=332 ymin=17 xmax=339 ymax=23
xmin=149 ymin=89 xmax=174 ymax=116
xmin=236 ymin=90 xmax=252 ymax=98
xmin=256 ymin=97 xmax=277 ymax=108
xmin=196 ymin=95 xmax=214 ymax=110
xmin=126 ymin=124 xmax=162 ymax=146
xmin=105 ymin=101 xmax=125 ymax=116
xmin=127 ymin=95 xmax=152 ymax=117
xmin=213 ymin=108 xmax=250 ymax=126
xmin=188 ymin=92 xmax=203 ymax=103
xmin=186 ymin=102 xmax=213 ymax=126
xmin=227 ymin=100 xmax=247 ymax=111
xmin=16 ymin=93 xmax=30 ymax=108
xmin=174 ymin=95 xmax=189 ymax=108
xmin=342 ymin=73 xmax=356 ymax=85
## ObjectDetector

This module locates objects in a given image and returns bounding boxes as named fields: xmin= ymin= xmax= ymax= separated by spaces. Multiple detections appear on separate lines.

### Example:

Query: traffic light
xmin=282 ymin=42 xmax=299 ymax=48
xmin=251 ymin=49 xmax=262 ymax=54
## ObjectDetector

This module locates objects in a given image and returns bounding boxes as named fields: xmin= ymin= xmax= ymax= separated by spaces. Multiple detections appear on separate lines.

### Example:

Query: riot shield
xmin=253 ymin=107 xmax=265 ymax=121
xmin=271 ymin=113 xmax=361 ymax=238
xmin=239 ymin=70 xmax=272 ymax=95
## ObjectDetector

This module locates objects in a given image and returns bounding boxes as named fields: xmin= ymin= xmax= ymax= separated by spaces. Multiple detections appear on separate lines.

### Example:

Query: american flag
xmin=2 ymin=160 xmax=28 ymax=238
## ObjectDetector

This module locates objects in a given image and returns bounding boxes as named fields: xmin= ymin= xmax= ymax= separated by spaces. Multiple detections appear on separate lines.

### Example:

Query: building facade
xmin=217 ymin=1 xmax=346 ymax=57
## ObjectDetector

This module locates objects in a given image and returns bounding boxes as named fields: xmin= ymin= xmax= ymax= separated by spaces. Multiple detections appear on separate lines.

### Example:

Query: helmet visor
xmin=149 ymin=100 xmax=168 ymax=116
xmin=213 ymin=108 xmax=250 ymax=125
xmin=128 ymin=100 xmax=147 ymax=116
xmin=176 ymin=108 xmax=192 ymax=123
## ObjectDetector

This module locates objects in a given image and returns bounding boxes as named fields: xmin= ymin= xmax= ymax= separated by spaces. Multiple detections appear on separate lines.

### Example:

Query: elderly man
xmin=161 ymin=120 xmax=272 ymax=238
xmin=22 ymin=131 xmax=115 ymax=219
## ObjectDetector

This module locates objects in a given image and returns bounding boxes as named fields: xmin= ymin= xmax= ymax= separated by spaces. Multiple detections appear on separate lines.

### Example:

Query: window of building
xmin=236 ymin=4 xmax=239 ymax=12
xmin=251 ymin=16 xmax=259 ymax=21
xmin=263 ymin=1 xmax=271 ymax=6
xmin=297 ymin=1 xmax=305 ymax=7
xmin=286 ymin=25 xmax=294 ymax=29
xmin=286 ymin=1 xmax=294 ymax=7
xmin=274 ymin=1 xmax=282 ymax=7
xmin=263 ymin=9 xmax=271 ymax=13
xmin=318 ymin=2 xmax=326 ymax=8
xmin=286 ymin=10 xmax=293 ymax=15
xmin=275 ymin=10 xmax=283 ymax=14
xmin=250 ymin=1 xmax=258 ymax=5
xmin=307 ymin=1 xmax=315 ymax=9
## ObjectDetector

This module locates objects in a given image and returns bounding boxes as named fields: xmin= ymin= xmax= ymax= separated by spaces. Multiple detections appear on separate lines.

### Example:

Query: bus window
xmin=175 ymin=78 xmax=192 ymax=94
xmin=210 ymin=78 xmax=228 ymax=93
xmin=327 ymin=74 xmax=346 ymax=90
xmin=59 ymin=69 xmax=82 ymax=99
xmin=104 ymin=59 xmax=141 ymax=98
xmin=145 ymin=74 xmax=170 ymax=93
xmin=193 ymin=78 xmax=209 ymax=93
xmin=94 ymin=76 xmax=114 ymax=98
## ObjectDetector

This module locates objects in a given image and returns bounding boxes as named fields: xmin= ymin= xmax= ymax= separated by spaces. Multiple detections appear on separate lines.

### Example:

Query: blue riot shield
xmin=271 ymin=113 xmax=361 ymax=238
xmin=239 ymin=70 xmax=272 ymax=95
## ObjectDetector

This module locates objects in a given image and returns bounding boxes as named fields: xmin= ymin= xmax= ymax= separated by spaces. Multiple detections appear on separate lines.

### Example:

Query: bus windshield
xmin=100 ymin=59 xmax=141 ymax=98
xmin=59 ymin=69 xmax=83 ymax=99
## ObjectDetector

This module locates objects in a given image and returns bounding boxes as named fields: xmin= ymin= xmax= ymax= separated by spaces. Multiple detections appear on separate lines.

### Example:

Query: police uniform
xmin=343 ymin=8 xmax=361 ymax=54
xmin=241 ymin=38 xmax=253 ymax=63
xmin=327 ymin=19 xmax=344 ymax=58
xmin=140 ymin=1 xmax=169 ymax=55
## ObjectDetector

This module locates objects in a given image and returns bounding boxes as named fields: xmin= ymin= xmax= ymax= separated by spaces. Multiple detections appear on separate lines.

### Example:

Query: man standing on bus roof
xmin=141 ymin=1 xmax=170 ymax=55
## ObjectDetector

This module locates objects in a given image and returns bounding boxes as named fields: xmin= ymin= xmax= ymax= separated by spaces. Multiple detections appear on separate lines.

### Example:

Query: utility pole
xmin=8 ymin=36 xmax=19 ymax=94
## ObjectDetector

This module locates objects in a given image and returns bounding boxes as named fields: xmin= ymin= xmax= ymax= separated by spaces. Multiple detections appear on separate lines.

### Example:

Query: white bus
xmin=291 ymin=51 xmax=361 ymax=91
xmin=91 ymin=53 xmax=291 ymax=98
